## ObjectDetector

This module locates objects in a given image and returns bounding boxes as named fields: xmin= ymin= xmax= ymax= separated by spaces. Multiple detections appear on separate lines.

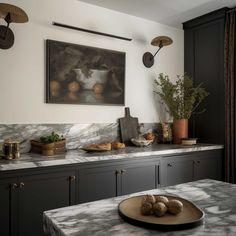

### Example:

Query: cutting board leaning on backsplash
xmin=119 ymin=107 xmax=139 ymax=145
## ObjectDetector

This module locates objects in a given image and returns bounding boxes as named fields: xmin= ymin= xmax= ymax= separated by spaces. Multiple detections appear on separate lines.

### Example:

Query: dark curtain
xmin=224 ymin=10 xmax=236 ymax=183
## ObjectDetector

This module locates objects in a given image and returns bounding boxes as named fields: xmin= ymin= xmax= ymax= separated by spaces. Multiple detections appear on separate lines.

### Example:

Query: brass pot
xmin=2 ymin=139 xmax=20 ymax=159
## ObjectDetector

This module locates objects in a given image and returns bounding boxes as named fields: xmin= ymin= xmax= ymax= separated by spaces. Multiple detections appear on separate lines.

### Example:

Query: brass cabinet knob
xmin=121 ymin=169 xmax=126 ymax=174
xmin=19 ymin=182 xmax=25 ymax=188
xmin=11 ymin=183 xmax=18 ymax=189
xmin=115 ymin=170 xmax=121 ymax=175
xmin=69 ymin=176 xmax=76 ymax=181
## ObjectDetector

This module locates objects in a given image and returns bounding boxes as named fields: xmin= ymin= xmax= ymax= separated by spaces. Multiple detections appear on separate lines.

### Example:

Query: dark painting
xmin=46 ymin=40 xmax=125 ymax=105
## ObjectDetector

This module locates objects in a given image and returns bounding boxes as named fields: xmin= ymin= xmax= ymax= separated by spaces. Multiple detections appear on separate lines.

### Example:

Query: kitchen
xmin=0 ymin=0 xmax=235 ymax=235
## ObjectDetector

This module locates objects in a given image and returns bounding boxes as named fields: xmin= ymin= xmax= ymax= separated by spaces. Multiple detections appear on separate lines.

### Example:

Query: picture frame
xmin=46 ymin=39 xmax=126 ymax=105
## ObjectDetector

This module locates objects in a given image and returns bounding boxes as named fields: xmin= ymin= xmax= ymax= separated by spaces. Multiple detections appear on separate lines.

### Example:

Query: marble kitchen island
xmin=43 ymin=179 xmax=236 ymax=236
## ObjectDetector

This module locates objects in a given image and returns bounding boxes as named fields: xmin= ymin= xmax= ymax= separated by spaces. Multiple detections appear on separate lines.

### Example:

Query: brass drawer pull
xmin=115 ymin=170 xmax=121 ymax=175
xmin=69 ymin=176 xmax=76 ymax=181
xmin=11 ymin=183 xmax=18 ymax=189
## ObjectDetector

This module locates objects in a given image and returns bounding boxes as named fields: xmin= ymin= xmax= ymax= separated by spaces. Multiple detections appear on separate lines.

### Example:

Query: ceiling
xmin=79 ymin=0 xmax=236 ymax=28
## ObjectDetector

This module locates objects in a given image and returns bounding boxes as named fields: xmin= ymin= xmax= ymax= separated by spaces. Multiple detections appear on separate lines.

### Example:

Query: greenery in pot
xmin=154 ymin=73 xmax=209 ymax=120
xmin=40 ymin=132 xmax=64 ymax=143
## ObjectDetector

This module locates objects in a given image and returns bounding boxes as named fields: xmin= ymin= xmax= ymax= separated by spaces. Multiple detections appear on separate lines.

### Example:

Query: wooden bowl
xmin=118 ymin=194 xmax=204 ymax=231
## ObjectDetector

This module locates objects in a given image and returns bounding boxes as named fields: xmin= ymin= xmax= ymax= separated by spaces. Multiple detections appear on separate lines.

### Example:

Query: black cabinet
xmin=18 ymin=171 xmax=76 ymax=236
xmin=161 ymin=155 xmax=193 ymax=187
xmin=119 ymin=161 xmax=159 ymax=195
xmin=78 ymin=165 xmax=117 ymax=203
xmin=0 ymin=169 xmax=76 ymax=236
xmin=78 ymin=159 xmax=159 ymax=203
xmin=0 ymin=178 xmax=17 ymax=236
xmin=183 ymin=8 xmax=227 ymax=144
xmin=161 ymin=150 xmax=223 ymax=187
xmin=193 ymin=151 xmax=222 ymax=181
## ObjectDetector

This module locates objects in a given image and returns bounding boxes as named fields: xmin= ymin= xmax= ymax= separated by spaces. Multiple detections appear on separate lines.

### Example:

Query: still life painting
xmin=46 ymin=39 xmax=126 ymax=105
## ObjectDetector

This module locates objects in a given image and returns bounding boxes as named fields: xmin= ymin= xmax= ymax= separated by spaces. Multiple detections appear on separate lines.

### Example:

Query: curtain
xmin=224 ymin=10 xmax=236 ymax=183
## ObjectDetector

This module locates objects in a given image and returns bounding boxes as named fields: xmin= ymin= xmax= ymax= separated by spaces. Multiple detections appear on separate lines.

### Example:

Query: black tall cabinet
xmin=183 ymin=8 xmax=228 ymax=144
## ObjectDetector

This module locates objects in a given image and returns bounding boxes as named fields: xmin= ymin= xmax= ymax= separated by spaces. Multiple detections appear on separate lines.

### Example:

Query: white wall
xmin=0 ymin=0 xmax=184 ymax=124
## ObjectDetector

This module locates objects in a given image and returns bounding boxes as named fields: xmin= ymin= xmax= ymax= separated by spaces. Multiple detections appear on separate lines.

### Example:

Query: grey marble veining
xmin=0 ymin=144 xmax=223 ymax=171
xmin=43 ymin=179 xmax=236 ymax=236
xmin=0 ymin=123 xmax=156 ymax=153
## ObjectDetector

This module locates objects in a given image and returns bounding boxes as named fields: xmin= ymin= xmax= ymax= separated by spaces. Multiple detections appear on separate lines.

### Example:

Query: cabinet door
xmin=119 ymin=162 xmax=158 ymax=196
xmin=193 ymin=156 xmax=222 ymax=181
xmin=78 ymin=165 xmax=117 ymax=203
xmin=161 ymin=157 xmax=193 ymax=187
xmin=184 ymin=10 xmax=226 ymax=144
xmin=0 ymin=178 xmax=17 ymax=236
xmin=18 ymin=170 xmax=76 ymax=236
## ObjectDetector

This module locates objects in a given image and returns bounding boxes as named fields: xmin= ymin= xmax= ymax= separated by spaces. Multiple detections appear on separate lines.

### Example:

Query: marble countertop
xmin=0 ymin=144 xmax=223 ymax=172
xmin=43 ymin=179 xmax=235 ymax=236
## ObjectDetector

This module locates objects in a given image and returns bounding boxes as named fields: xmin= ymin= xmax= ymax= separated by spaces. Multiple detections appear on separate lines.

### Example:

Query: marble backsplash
xmin=0 ymin=123 xmax=157 ymax=153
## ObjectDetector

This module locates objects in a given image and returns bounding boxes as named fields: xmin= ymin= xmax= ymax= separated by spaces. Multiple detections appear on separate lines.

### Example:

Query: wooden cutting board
xmin=119 ymin=107 xmax=139 ymax=145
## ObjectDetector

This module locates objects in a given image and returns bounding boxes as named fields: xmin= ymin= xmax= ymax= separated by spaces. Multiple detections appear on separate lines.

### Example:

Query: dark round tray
xmin=118 ymin=195 xmax=204 ymax=231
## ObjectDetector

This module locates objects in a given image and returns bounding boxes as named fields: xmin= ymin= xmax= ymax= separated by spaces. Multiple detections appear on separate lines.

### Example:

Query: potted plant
xmin=154 ymin=73 xmax=209 ymax=144
xmin=30 ymin=132 xmax=66 ymax=156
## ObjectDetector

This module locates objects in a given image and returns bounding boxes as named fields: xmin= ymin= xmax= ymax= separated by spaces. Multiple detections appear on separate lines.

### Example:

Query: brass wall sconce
xmin=142 ymin=36 xmax=173 ymax=68
xmin=0 ymin=3 xmax=28 ymax=49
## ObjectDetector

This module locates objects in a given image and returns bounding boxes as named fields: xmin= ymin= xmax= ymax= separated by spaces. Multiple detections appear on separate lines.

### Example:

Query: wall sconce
xmin=0 ymin=3 xmax=28 ymax=49
xmin=142 ymin=36 xmax=173 ymax=68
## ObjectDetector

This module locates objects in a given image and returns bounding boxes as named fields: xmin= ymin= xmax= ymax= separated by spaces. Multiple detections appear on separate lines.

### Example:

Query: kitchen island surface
xmin=43 ymin=179 xmax=236 ymax=236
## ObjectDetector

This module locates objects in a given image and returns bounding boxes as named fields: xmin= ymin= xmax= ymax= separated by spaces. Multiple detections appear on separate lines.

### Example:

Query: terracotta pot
xmin=173 ymin=119 xmax=188 ymax=144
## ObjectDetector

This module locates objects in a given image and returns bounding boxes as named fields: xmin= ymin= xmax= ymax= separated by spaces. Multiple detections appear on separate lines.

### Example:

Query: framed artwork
xmin=46 ymin=39 xmax=126 ymax=105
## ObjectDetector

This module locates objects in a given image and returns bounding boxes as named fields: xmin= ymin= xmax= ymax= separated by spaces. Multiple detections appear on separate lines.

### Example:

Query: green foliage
xmin=154 ymin=73 xmax=209 ymax=119
xmin=40 ymin=132 xmax=64 ymax=143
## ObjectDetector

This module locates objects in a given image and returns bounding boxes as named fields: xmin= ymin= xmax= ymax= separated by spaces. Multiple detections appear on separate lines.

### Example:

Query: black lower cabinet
xmin=193 ymin=151 xmax=222 ymax=181
xmin=78 ymin=165 xmax=117 ymax=203
xmin=0 ymin=169 xmax=76 ymax=236
xmin=18 ymin=171 xmax=76 ymax=236
xmin=161 ymin=156 xmax=193 ymax=187
xmin=161 ymin=150 xmax=223 ymax=187
xmin=78 ymin=160 xmax=160 ymax=203
xmin=0 ymin=178 xmax=17 ymax=236
xmin=119 ymin=162 xmax=159 ymax=195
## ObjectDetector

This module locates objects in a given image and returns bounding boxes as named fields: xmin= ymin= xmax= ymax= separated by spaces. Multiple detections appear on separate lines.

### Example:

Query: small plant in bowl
xmin=30 ymin=132 xmax=66 ymax=156
xmin=40 ymin=131 xmax=64 ymax=143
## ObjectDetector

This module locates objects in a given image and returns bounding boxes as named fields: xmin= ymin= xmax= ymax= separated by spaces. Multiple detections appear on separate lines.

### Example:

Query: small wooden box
xmin=30 ymin=140 xmax=66 ymax=156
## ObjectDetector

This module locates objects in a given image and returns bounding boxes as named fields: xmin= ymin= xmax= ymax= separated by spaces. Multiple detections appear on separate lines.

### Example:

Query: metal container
xmin=2 ymin=139 xmax=20 ymax=159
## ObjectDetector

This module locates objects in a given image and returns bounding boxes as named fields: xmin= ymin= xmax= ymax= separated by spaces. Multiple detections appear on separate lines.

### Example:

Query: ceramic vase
xmin=173 ymin=119 xmax=188 ymax=144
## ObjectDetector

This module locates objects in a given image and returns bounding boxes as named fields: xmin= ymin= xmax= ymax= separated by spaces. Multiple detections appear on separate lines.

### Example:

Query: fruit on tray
xmin=166 ymin=199 xmax=184 ymax=215
xmin=140 ymin=194 xmax=183 ymax=217
xmin=153 ymin=202 xmax=167 ymax=217
xmin=155 ymin=195 xmax=169 ymax=205
xmin=140 ymin=202 xmax=153 ymax=216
